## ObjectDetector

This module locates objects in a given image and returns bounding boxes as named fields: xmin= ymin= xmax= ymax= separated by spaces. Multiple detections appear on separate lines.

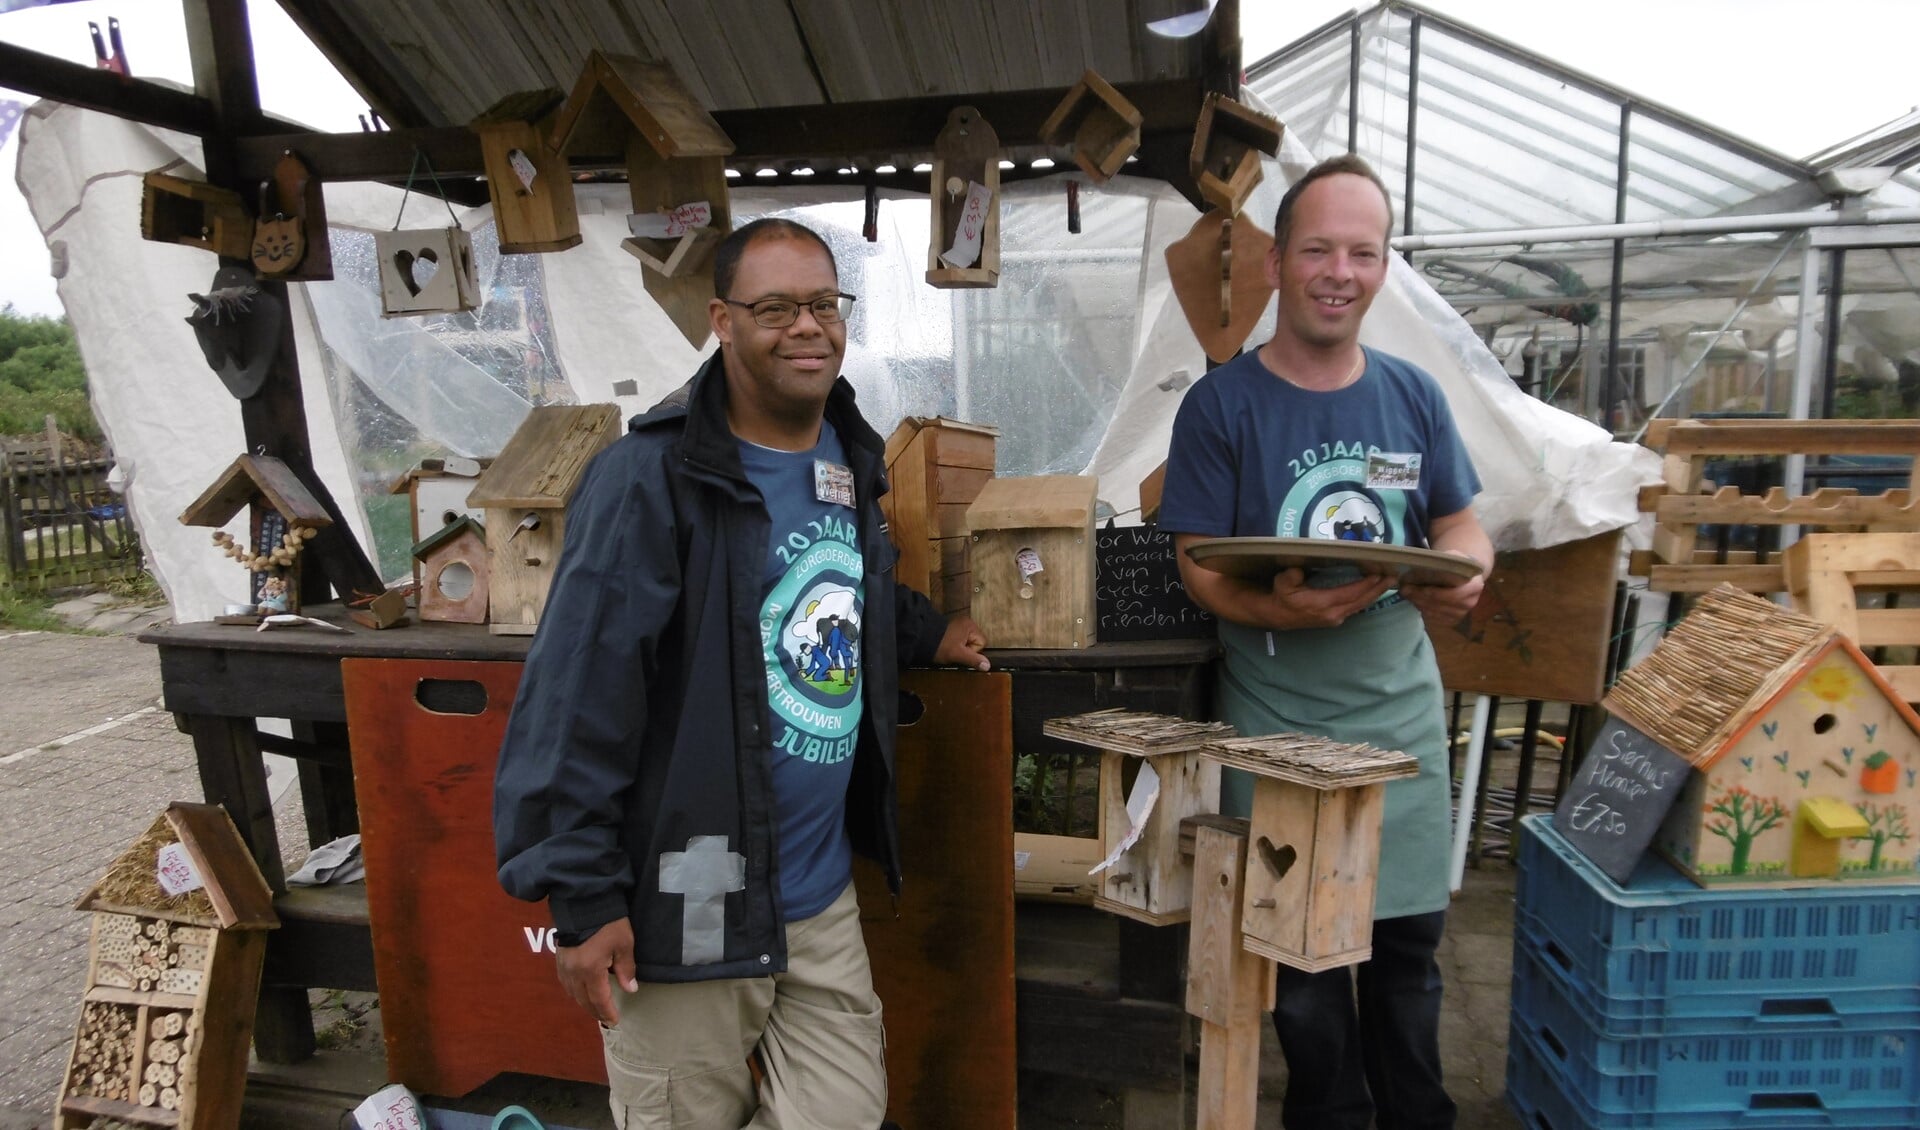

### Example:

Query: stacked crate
xmin=1509 ymin=813 xmax=1920 ymax=1128
xmin=878 ymin=417 xmax=997 ymax=616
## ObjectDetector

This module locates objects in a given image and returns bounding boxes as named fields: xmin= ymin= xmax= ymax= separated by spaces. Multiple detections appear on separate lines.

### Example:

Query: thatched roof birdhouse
xmin=1601 ymin=585 xmax=1920 ymax=887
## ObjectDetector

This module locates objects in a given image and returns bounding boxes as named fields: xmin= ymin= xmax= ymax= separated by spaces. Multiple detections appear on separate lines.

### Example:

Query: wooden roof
xmin=1602 ymin=584 xmax=1835 ymax=763
xmin=178 ymin=454 xmax=335 ymax=528
xmin=75 ymin=803 xmax=279 ymax=931
xmin=467 ymin=403 xmax=624 ymax=509
xmin=412 ymin=514 xmax=487 ymax=561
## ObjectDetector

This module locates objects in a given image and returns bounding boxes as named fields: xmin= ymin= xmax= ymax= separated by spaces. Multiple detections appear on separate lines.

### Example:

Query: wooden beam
xmin=182 ymin=0 xmax=262 ymax=134
xmin=275 ymin=0 xmax=445 ymax=128
xmin=0 ymin=42 xmax=216 ymax=136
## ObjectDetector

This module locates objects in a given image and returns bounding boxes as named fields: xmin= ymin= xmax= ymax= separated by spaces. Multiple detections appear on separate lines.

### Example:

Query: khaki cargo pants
xmin=600 ymin=883 xmax=887 ymax=1129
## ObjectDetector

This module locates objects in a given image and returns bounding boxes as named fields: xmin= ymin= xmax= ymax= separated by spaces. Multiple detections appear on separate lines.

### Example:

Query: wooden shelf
xmin=84 ymin=986 xmax=198 ymax=1010
xmin=61 ymin=1094 xmax=180 ymax=1127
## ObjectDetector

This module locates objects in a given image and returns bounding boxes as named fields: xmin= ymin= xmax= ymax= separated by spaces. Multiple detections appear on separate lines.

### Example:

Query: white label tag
xmin=939 ymin=181 xmax=993 ymax=268
xmin=814 ymin=460 xmax=855 ymax=508
xmin=1013 ymin=850 xmax=1032 ymax=872
xmin=507 ymin=148 xmax=539 ymax=193
xmin=1366 ymin=451 xmax=1422 ymax=490
xmin=353 ymin=1083 xmax=425 ymax=1130
xmin=155 ymin=843 xmax=204 ymax=896
xmin=628 ymin=201 xmax=713 ymax=239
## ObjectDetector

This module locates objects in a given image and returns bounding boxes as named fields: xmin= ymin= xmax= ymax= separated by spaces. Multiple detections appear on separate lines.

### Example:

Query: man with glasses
xmin=496 ymin=218 xmax=990 ymax=1129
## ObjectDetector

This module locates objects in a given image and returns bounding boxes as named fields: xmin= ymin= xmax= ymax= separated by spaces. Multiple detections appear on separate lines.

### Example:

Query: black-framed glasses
xmin=725 ymin=293 xmax=857 ymax=329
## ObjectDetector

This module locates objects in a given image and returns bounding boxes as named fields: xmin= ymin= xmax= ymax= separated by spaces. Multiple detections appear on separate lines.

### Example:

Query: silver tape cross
xmin=657 ymin=834 xmax=747 ymax=965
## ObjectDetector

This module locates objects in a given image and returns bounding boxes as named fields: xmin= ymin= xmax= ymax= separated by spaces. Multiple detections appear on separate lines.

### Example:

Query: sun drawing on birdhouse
xmin=1800 ymin=662 xmax=1863 ymax=706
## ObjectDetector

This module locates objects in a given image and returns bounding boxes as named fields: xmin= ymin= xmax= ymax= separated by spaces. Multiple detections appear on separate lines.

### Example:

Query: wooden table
xmin=143 ymin=612 xmax=1221 ymax=1105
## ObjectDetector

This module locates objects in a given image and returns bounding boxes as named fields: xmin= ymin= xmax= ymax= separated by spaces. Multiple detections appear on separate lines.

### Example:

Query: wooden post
xmin=1186 ymin=817 xmax=1274 ymax=1130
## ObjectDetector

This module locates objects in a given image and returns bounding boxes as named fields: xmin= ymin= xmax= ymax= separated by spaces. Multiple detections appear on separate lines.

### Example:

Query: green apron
xmin=1213 ymin=598 xmax=1452 ymax=920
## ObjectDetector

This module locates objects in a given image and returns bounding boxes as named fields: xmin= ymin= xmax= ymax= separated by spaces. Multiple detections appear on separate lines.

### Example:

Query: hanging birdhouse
xmin=1038 ymin=69 xmax=1143 ymax=182
xmin=472 ymin=89 xmax=581 ymax=255
xmin=466 ymin=404 xmax=623 ymax=634
xmin=549 ymin=51 xmax=735 ymax=346
xmin=927 ymin=106 xmax=1001 ymax=289
xmin=1203 ymin=734 xmax=1419 ymax=972
xmin=1043 ymin=710 xmax=1234 ymax=925
xmin=1188 ymin=94 xmax=1283 ymax=216
xmin=140 ymin=172 xmax=252 ymax=260
xmin=374 ymin=225 xmax=479 ymax=318
xmin=179 ymin=454 xmax=332 ymax=616
xmin=250 ymin=150 xmax=331 ymax=281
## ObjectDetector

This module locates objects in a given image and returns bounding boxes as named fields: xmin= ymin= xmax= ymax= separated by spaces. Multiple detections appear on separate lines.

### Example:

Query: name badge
xmin=1366 ymin=452 xmax=1422 ymax=490
xmin=814 ymin=460 xmax=856 ymax=508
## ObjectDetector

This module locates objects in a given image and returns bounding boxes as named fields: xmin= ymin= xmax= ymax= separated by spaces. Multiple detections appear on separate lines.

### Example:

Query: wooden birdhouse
xmin=388 ymin=457 xmax=489 ymax=587
xmin=1044 ymin=710 xmax=1234 ymax=924
xmin=472 ymin=89 xmax=582 ymax=254
xmin=1202 ymin=735 xmax=1419 ymax=972
xmin=179 ymin=454 xmax=332 ymax=615
xmin=878 ymin=416 xmax=997 ymax=617
xmin=1597 ymin=585 xmax=1920 ymax=887
xmin=140 ymin=171 xmax=252 ymax=260
xmin=375 ymin=225 xmax=480 ymax=318
xmin=57 ymin=802 xmax=277 ymax=1130
xmin=550 ymin=51 xmax=734 ymax=347
xmin=465 ymin=404 xmax=623 ymax=635
xmin=1188 ymin=94 xmax=1283 ymax=216
xmin=926 ymin=106 xmax=1001 ymax=289
xmin=966 ymin=475 xmax=1098 ymax=649
xmin=412 ymin=516 xmax=490 ymax=624
xmin=1038 ymin=70 xmax=1143 ymax=182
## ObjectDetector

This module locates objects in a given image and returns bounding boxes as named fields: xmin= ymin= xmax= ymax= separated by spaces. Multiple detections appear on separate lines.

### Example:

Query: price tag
xmin=628 ymin=201 xmax=713 ymax=239
xmin=507 ymin=148 xmax=539 ymax=193
xmin=353 ymin=1083 xmax=425 ymax=1130
xmin=155 ymin=843 xmax=204 ymax=896
xmin=940 ymin=181 xmax=993 ymax=268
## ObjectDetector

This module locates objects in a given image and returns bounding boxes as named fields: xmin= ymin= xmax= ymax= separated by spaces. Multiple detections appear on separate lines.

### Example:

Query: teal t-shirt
xmin=1158 ymin=348 xmax=1480 ymax=918
xmin=738 ymin=420 xmax=866 ymax=921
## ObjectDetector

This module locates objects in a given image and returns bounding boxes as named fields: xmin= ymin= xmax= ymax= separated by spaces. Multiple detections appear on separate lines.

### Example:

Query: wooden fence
xmin=0 ymin=419 xmax=142 ymax=592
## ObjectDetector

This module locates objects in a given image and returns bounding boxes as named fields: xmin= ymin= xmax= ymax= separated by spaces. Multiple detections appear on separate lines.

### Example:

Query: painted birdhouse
xmin=926 ymin=106 xmax=1001 ymax=289
xmin=388 ymin=457 xmax=489 ymax=588
xmin=549 ymin=51 xmax=734 ymax=347
xmin=1038 ymin=69 xmax=1143 ymax=182
xmin=1202 ymin=734 xmax=1419 ymax=971
xmin=965 ymin=475 xmax=1097 ymax=649
xmin=1601 ymin=585 xmax=1920 ymax=887
xmin=1187 ymin=94 xmax=1283 ymax=216
xmin=375 ymin=225 xmax=480 ymax=318
xmin=140 ymin=171 xmax=252 ymax=260
xmin=1043 ymin=709 xmax=1234 ymax=925
xmin=412 ymin=516 xmax=489 ymax=624
xmin=57 ymin=802 xmax=277 ymax=1130
xmin=178 ymin=454 xmax=332 ymax=615
xmin=472 ymin=89 xmax=582 ymax=254
xmin=465 ymin=404 xmax=623 ymax=635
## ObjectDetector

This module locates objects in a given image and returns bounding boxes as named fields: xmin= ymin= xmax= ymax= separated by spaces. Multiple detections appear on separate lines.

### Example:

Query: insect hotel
xmin=1596 ymin=584 xmax=1920 ymax=886
xmin=1201 ymin=733 xmax=1419 ymax=971
xmin=1043 ymin=709 xmax=1234 ymax=924
xmin=58 ymin=802 xmax=277 ymax=1130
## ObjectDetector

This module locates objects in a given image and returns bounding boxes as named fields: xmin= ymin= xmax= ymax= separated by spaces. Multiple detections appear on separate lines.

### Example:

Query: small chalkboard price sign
xmin=1095 ymin=525 xmax=1215 ymax=642
xmin=1553 ymin=716 xmax=1694 ymax=884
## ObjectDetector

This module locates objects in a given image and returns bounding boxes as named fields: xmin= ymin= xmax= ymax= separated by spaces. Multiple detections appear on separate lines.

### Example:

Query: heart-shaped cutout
xmin=393 ymin=247 xmax=440 ymax=296
xmin=1256 ymin=836 xmax=1297 ymax=881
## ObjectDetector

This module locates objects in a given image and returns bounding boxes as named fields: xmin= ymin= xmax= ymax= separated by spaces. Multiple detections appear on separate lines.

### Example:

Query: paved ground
xmin=0 ymin=600 xmax=1525 ymax=1130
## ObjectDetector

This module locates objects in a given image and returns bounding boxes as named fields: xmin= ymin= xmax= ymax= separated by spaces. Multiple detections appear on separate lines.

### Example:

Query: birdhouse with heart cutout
xmin=1044 ymin=710 xmax=1234 ymax=925
xmin=1202 ymin=734 xmax=1418 ymax=971
xmin=549 ymin=51 xmax=734 ymax=347
xmin=375 ymin=225 xmax=479 ymax=318
xmin=465 ymin=404 xmax=622 ymax=634
xmin=472 ymin=89 xmax=581 ymax=255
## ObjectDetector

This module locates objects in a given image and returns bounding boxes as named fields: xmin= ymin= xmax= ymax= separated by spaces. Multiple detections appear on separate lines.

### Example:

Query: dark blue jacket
xmin=494 ymin=353 xmax=948 ymax=982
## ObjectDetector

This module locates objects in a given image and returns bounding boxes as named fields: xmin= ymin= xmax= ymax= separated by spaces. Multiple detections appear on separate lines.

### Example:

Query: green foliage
xmin=0 ymin=584 xmax=69 ymax=632
xmin=0 ymin=305 xmax=95 ymax=438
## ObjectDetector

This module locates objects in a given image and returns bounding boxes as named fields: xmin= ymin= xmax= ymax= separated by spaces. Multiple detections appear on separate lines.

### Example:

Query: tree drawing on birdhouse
xmin=1703 ymin=785 xmax=1787 ymax=876
xmin=1854 ymin=802 xmax=1911 ymax=870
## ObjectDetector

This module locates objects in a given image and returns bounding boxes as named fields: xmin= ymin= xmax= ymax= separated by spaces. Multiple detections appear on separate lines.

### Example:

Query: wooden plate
xmin=1184 ymin=537 xmax=1484 ymax=588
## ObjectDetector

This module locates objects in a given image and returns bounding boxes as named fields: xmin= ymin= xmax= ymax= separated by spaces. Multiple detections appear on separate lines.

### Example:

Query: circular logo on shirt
xmin=760 ymin=540 xmax=864 ymax=756
xmin=1277 ymin=458 xmax=1407 ymax=544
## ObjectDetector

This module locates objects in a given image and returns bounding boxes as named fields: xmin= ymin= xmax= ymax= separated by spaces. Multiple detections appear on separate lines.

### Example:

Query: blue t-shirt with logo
xmin=738 ymin=420 xmax=866 ymax=922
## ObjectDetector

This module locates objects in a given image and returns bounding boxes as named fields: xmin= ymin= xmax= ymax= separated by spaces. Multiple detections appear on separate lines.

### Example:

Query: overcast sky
xmin=2 ymin=0 xmax=1915 ymax=318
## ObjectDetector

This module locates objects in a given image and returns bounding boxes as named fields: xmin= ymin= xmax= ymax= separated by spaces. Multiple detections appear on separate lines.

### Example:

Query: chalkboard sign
xmin=1552 ymin=716 xmax=1694 ymax=885
xmin=1096 ymin=525 xmax=1215 ymax=642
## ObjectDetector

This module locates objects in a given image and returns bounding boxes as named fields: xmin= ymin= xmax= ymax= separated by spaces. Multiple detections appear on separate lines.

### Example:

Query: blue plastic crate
xmin=1515 ymin=814 xmax=1920 ymax=1021
xmin=1508 ymin=1018 xmax=1920 ymax=1129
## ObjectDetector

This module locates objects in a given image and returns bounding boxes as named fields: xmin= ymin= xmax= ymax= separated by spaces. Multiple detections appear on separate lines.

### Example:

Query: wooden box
xmin=473 ymin=90 xmax=582 ymax=254
xmin=879 ymin=416 xmax=997 ymax=615
xmin=1203 ymin=735 xmax=1417 ymax=971
xmin=967 ymin=475 xmax=1098 ymax=649
xmin=1187 ymin=94 xmax=1282 ymax=216
xmin=1045 ymin=710 xmax=1234 ymax=925
xmin=58 ymin=803 xmax=278 ymax=1130
xmin=140 ymin=172 xmax=252 ymax=261
xmin=1038 ymin=69 xmax=1143 ymax=183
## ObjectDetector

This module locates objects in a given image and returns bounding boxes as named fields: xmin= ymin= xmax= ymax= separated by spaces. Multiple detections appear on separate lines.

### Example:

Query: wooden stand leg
xmin=1187 ymin=821 xmax=1275 ymax=1130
